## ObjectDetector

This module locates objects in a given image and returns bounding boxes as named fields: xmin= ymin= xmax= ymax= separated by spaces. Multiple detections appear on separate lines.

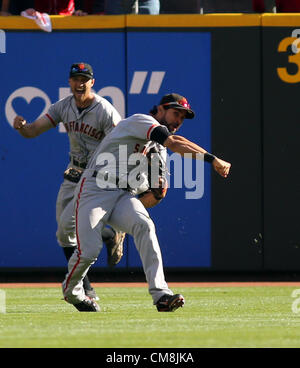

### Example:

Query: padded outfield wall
xmin=0 ymin=14 xmax=298 ymax=272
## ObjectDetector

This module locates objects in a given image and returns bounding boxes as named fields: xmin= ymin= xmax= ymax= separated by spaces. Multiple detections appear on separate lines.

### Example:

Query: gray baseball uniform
xmin=45 ymin=93 xmax=121 ymax=248
xmin=62 ymin=113 xmax=173 ymax=305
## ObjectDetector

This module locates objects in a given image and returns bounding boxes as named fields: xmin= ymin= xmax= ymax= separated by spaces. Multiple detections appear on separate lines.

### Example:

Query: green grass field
xmin=0 ymin=284 xmax=300 ymax=348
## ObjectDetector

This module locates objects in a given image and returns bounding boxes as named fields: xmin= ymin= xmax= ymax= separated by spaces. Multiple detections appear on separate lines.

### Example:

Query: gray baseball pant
xmin=56 ymin=179 xmax=116 ymax=248
xmin=62 ymin=177 xmax=173 ymax=305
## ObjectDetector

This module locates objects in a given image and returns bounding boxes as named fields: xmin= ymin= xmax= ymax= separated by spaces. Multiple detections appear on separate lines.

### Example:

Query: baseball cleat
xmin=73 ymin=297 xmax=100 ymax=312
xmin=85 ymin=287 xmax=100 ymax=301
xmin=105 ymin=231 xmax=126 ymax=267
xmin=156 ymin=294 xmax=185 ymax=312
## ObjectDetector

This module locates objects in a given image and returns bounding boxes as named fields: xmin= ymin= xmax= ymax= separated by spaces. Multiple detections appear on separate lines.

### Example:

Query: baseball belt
xmin=69 ymin=157 xmax=87 ymax=169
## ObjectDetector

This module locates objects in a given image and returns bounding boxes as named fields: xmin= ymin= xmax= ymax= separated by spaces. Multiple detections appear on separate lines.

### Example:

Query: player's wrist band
xmin=204 ymin=153 xmax=216 ymax=163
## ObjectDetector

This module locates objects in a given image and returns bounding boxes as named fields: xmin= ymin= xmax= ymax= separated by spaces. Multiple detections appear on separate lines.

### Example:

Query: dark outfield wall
xmin=262 ymin=16 xmax=300 ymax=271
xmin=210 ymin=26 xmax=263 ymax=270
xmin=212 ymin=14 xmax=300 ymax=271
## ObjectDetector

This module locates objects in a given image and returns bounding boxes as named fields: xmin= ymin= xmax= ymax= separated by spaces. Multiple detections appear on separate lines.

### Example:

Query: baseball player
xmin=62 ymin=93 xmax=231 ymax=312
xmin=13 ymin=62 xmax=126 ymax=300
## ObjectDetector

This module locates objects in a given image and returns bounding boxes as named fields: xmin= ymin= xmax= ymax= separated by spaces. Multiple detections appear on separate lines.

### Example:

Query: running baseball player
xmin=62 ymin=93 xmax=231 ymax=312
xmin=13 ymin=62 xmax=126 ymax=300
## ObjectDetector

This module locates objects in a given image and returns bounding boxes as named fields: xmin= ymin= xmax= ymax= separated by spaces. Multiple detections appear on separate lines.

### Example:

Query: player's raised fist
xmin=212 ymin=157 xmax=231 ymax=178
xmin=13 ymin=116 xmax=26 ymax=130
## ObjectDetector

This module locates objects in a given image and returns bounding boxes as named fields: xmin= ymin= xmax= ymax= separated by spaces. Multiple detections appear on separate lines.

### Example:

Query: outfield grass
xmin=0 ymin=285 xmax=299 ymax=348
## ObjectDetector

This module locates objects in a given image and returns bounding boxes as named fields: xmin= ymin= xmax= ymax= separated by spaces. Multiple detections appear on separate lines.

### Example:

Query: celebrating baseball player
xmin=62 ymin=93 xmax=231 ymax=312
xmin=13 ymin=62 xmax=126 ymax=300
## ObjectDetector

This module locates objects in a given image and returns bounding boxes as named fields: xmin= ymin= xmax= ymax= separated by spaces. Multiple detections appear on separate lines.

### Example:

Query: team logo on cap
xmin=178 ymin=97 xmax=190 ymax=109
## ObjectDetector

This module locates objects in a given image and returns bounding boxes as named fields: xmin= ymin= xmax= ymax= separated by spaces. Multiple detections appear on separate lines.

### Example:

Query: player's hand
xmin=139 ymin=191 xmax=161 ymax=208
xmin=212 ymin=157 xmax=231 ymax=178
xmin=13 ymin=116 xmax=26 ymax=130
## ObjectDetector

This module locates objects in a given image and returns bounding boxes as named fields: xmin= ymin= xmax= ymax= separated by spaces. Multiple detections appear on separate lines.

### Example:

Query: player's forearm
xmin=165 ymin=135 xmax=231 ymax=177
xmin=14 ymin=116 xmax=53 ymax=138
xmin=18 ymin=125 xmax=36 ymax=138
xmin=17 ymin=124 xmax=40 ymax=138
xmin=164 ymin=135 xmax=207 ymax=159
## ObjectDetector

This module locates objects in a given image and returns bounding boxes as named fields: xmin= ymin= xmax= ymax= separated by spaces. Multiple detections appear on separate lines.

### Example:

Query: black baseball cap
xmin=159 ymin=93 xmax=195 ymax=119
xmin=69 ymin=62 xmax=94 ymax=79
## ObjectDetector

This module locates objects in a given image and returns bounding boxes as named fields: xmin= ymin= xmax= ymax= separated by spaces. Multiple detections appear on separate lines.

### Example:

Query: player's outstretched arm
xmin=13 ymin=115 xmax=54 ymax=138
xmin=164 ymin=134 xmax=231 ymax=178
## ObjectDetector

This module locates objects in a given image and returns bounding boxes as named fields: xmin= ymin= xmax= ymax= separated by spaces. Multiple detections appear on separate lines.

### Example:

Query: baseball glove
xmin=138 ymin=146 xmax=168 ymax=208
xmin=64 ymin=167 xmax=83 ymax=183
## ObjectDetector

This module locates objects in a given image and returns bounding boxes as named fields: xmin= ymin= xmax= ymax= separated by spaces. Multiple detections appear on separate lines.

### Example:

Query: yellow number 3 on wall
xmin=277 ymin=37 xmax=300 ymax=83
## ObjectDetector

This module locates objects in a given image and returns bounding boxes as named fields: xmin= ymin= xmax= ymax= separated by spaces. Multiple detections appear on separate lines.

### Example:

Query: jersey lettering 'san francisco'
xmin=63 ymin=121 xmax=104 ymax=140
